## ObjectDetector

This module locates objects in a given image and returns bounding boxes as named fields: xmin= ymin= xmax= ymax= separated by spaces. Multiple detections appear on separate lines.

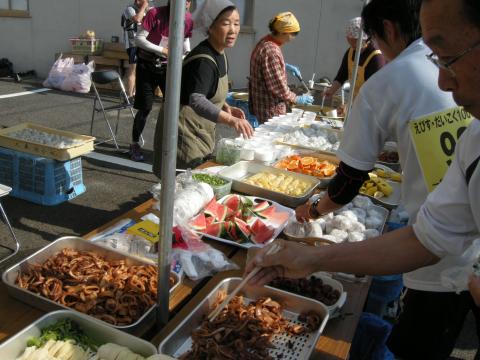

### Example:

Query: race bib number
xmin=409 ymin=107 xmax=473 ymax=192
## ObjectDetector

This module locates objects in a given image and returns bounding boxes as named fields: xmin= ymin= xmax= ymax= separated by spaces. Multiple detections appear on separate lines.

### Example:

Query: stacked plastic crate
xmin=0 ymin=123 xmax=95 ymax=205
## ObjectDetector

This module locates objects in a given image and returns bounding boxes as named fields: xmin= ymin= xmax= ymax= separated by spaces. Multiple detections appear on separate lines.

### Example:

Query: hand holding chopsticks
xmin=207 ymin=242 xmax=282 ymax=322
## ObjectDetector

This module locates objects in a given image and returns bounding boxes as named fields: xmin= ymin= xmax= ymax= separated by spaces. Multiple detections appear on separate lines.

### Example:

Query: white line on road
xmin=0 ymin=88 xmax=51 ymax=99
xmin=84 ymin=151 xmax=153 ymax=173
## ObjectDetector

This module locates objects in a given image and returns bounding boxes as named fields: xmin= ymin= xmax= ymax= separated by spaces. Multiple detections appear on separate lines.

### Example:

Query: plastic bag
xmin=440 ymin=239 xmax=480 ymax=293
xmin=151 ymin=170 xmax=214 ymax=224
xmin=43 ymin=55 xmax=94 ymax=93
xmin=171 ymin=223 xmax=238 ymax=281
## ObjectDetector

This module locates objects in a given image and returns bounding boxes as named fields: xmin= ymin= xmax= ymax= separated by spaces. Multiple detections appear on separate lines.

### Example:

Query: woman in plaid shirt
xmin=249 ymin=12 xmax=313 ymax=124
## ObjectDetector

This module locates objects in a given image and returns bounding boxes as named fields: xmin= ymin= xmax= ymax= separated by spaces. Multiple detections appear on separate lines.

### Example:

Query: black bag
xmin=0 ymin=58 xmax=13 ymax=77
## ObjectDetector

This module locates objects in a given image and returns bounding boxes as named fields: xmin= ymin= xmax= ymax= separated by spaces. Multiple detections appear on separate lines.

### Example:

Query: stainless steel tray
xmin=159 ymin=277 xmax=329 ymax=359
xmin=2 ymin=236 xmax=180 ymax=333
xmin=0 ymin=310 xmax=157 ymax=359
xmin=273 ymin=152 xmax=340 ymax=189
xmin=218 ymin=161 xmax=320 ymax=207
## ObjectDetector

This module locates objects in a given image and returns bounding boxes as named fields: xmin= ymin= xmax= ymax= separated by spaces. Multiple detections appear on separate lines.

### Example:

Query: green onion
xmin=192 ymin=173 xmax=227 ymax=187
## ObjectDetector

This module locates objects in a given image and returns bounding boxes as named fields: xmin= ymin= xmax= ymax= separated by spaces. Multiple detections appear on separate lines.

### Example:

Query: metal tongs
xmin=294 ymin=73 xmax=311 ymax=96
xmin=208 ymin=242 xmax=282 ymax=322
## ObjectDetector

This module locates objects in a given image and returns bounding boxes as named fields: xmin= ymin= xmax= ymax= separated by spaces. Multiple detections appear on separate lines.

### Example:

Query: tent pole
xmin=344 ymin=0 xmax=370 ymax=124
xmin=157 ymin=0 xmax=186 ymax=328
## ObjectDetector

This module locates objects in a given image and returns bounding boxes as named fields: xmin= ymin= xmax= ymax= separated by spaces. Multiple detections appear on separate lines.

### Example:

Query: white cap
xmin=193 ymin=0 xmax=235 ymax=36
xmin=346 ymin=17 xmax=367 ymax=40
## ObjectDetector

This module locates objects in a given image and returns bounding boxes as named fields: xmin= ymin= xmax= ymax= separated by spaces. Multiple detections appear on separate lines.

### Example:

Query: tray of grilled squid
xmin=2 ymin=236 xmax=179 ymax=333
xmin=159 ymin=277 xmax=329 ymax=359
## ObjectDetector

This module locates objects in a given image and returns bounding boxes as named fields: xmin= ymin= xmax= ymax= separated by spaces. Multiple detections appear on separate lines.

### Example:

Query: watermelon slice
xmin=250 ymin=218 xmax=275 ymax=244
xmin=205 ymin=216 xmax=215 ymax=226
xmin=204 ymin=222 xmax=223 ymax=237
xmin=234 ymin=218 xmax=251 ymax=242
xmin=253 ymin=200 xmax=270 ymax=212
xmin=204 ymin=198 xmax=229 ymax=222
xmin=226 ymin=220 xmax=239 ymax=241
xmin=189 ymin=213 xmax=206 ymax=231
xmin=241 ymin=196 xmax=253 ymax=208
xmin=223 ymin=194 xmax=242 ymax=211
xmin=255 ymin=206 xmax=276 ymax=220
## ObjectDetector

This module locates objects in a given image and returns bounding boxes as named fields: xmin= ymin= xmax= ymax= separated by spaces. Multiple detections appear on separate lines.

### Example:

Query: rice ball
xmin=366 ymin=216 xmax=384 ymax=229
xmin=331 ymin=215 xmax=353 ymax=231
xmin=307 ymin=222 xmax=323 ymax=238
xmin=330 ymin=229 xmax=349 ymax=242
xmin=338 ymin=210 xmax=358 ymax=222
xmin=352 ymin=196 xmax=373 ymax=209
xmin=350 ymin=221 xmax=366 ymax=233
xmin=321 ymin=234 xmax=340 ymax=243
xmin=364 ymin=229 xmax=380 ymax=238
xmin=348 ymin=231 xmax=366 ymax=243
xmin=367 ymin=207 xmax=385 ymax=218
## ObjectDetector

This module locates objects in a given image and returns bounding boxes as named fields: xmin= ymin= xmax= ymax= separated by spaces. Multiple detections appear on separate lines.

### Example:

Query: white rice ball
xmin=350 ymin=221 xmax=366 ymax=233
xmin=366 ymin=216 xmax=384 ymax=229
xmin=325 ymin=219 xmax=335 ymax=234
xmin=330 ymin=229 xmax=349 ymax=242
xmin=367 ymin=207 xmax=385 ymax=218
xmin=321 ymin=234 xmax=340 ymax=243
xmin=314 ymin=217 xmax=327 ymax=232
xmin=307 ymin=222 xmax=323 ymax=238
xmin=353 ymin=196 xmax=373 ymax=209
xmin=332 ymin=215 xmax=353 ymax=231
xmin=348 ymin=231 xmax=366 ymax=243
xmin=338 ymin=210 xmax=358 ymax=222
xmin=364 ymin=229 xmax=381 ymax=238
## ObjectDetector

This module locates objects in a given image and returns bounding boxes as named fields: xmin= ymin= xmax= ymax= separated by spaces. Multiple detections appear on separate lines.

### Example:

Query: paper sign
xmin=127 ymin=220 xmax=159 ymax=243
xmin=409 ymin=106 xmax=473 ymax=192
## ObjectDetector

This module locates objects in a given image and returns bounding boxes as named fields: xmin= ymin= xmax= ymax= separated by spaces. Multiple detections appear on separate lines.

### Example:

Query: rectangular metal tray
xmin=218 ymin=161 xmax=320 ymax=207
xmin=273 ymin=152 xmax=340 ymax=189
xmin=159 ymin=277 xmax=329 ymax=359
xmin=0 ymin=122 xmax=95 ymax=161
xmin=2 ymin=236 xmax=180 ymax=333
xmin=0 ymin=310 xmax=157 ymax=359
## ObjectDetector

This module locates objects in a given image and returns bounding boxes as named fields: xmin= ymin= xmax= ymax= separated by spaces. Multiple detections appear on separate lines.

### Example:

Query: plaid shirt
xmin=249 ymin=36 xmax=297 ymax=123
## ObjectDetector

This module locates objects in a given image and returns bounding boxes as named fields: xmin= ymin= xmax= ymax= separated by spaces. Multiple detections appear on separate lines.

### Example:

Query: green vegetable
xmin=26 ymin=319 xmax=98 ymax=351
xmin=192 ymin=173 xmax=227 ymax=187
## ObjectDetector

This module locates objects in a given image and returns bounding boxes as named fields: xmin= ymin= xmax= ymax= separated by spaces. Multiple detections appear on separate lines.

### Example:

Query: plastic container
xmin=0 ymin=147 xmax=85 ymax=205
xmin=0 ymin=310 xmax=158 ymax=359
xmin=191 ymin=171 xmax=232 ymax=200
xmin=215 ymin=139 xmax=242 ymax=165
xmin=70 ymin=38 xmax=104 ymax=55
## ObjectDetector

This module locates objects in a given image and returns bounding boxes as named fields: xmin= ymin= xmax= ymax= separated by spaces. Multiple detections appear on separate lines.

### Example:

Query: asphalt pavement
xmin=0 ymin=79 xmax=477 ymax=359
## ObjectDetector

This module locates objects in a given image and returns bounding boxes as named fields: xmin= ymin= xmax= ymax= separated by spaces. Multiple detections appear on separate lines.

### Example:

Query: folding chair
xmin=90 ymin=70 xmax=143 ymax=149
xmin=0 ymin=184 xmax=20 ymax=265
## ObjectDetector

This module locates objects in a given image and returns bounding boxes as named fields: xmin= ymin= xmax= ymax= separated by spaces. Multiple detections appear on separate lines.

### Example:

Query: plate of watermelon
xmin=188 ymin=194 xmax=294 ymax=248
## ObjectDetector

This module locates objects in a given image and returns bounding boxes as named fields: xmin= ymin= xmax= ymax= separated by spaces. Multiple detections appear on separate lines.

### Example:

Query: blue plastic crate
xmin=0 ymin=147 xmax=85 ymax=205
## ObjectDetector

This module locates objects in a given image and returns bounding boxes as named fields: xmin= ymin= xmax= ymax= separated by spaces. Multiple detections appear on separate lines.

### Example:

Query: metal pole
xmin=344 ymin=0 xmax=370 ymax=124
xmin=157 ymin=0 xmax=186 ymax=328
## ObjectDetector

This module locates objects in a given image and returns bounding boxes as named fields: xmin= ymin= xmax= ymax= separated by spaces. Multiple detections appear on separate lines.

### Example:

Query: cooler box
xmin=0 ymin=147 xmax=85 ymax=205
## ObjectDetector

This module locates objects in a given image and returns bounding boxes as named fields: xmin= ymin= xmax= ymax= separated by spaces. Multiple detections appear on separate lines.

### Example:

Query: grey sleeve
xmin=189 ymin=93 xmax=221 ymax=122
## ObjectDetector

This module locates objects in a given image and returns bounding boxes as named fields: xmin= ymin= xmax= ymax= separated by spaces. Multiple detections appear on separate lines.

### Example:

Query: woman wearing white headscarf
xmin=325 ymin=17 xmax=385 ymax=101
xmin=152 ymin=0 xmax=253 ymax=174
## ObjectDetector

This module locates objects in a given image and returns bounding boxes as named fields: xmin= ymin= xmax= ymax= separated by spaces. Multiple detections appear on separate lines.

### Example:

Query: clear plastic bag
xmin=150 ymin=172 xmax=237 ymax=280
xmin=171 ymin=219 xmax=238 ymax=281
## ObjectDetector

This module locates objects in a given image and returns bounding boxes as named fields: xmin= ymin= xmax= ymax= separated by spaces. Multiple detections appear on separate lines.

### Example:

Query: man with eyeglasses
xmin=248 ymin=0 xmax=480 ymax=358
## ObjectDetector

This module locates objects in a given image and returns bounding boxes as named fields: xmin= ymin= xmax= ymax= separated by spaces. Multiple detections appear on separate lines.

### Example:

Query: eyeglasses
xmin=426 ymin=40 xmax=480 ymax=76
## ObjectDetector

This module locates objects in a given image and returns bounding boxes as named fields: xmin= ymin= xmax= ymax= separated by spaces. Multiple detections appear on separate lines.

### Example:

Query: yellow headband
xmin=270 ymin=11 xmax=300 ymax=33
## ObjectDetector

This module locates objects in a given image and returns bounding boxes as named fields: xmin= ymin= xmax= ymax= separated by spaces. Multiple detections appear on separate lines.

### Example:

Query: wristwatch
xmin=308 ymin=197 xmax=322 ymax=219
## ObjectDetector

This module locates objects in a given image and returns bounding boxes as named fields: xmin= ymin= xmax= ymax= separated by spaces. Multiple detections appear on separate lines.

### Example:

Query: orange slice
xmin=287 ymin=160 xmax=299 ymax=170
xmin=300 ymin=156 xmax=315 ymax=166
